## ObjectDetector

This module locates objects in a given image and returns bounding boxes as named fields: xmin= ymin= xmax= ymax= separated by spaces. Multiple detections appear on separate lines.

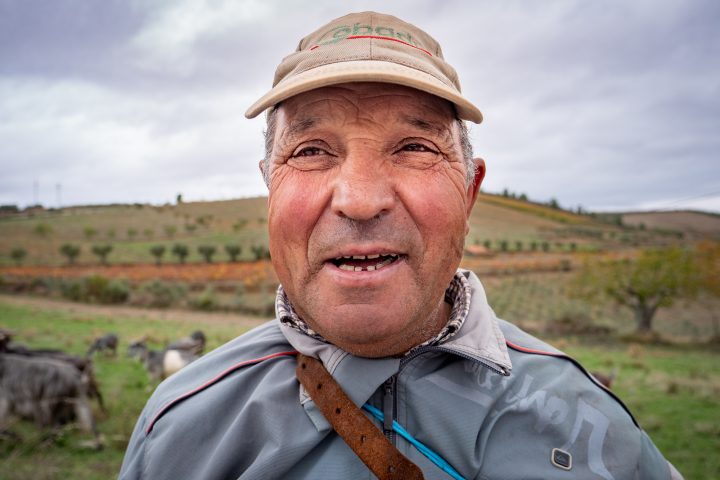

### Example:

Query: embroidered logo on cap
xmin=312 ymin=23 xmax=432 ymax=56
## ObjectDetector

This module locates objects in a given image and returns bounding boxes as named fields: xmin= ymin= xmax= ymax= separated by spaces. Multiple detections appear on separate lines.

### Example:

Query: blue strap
xmin=362 ymin=403 xmax=466 ymax=480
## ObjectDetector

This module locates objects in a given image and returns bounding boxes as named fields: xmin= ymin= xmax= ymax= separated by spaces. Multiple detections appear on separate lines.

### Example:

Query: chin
xmin=308 ymin=304 xmax=421 ymax=356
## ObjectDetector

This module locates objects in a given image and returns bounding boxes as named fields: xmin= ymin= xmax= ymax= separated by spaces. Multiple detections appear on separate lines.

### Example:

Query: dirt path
xmin=0 ymin=293 xmax=271 ymax=329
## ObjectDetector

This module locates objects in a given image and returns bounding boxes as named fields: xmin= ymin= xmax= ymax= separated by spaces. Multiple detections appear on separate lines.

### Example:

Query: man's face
xmin=266 ymin=83 xmax=482 ymax=357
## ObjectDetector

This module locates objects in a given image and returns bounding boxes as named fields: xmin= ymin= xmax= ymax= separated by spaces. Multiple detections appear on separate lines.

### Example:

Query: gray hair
xmin=262 ymin=107 xmax=475 ymax=187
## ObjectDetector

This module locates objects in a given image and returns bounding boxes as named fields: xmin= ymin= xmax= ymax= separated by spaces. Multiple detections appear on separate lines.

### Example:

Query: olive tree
xmin=225 ymin=244 xmax=242 ymax=262
xmin=91 ymin=244 xmax=113 ymax=265
xmin=172 ymin=244 xmax=189 ymax=264
xmin=198 ymin=245 xmax=216 ymax=264
xmin=150 ymin=245 xmax=166 ymax=266
xmin=10 ymin=247 xmax=27 ymax=266
xmin=574 ymin=247 xmax=698 ymax=333
xmin=60 ymin=243 xmax=81 ymax=265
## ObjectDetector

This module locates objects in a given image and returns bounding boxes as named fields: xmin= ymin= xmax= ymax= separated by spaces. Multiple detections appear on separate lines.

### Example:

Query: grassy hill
xmin=0 ymin=194 xmax=709 ymax=267
xmin=621 ymin=210 xmax=720 ymax=237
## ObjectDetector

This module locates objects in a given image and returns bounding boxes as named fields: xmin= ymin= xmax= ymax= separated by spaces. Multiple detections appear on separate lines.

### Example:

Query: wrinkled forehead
xmin=276 ymin=82 xmax=458 ymax=135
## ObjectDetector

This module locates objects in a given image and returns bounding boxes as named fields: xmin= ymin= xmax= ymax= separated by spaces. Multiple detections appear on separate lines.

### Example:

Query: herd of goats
xmin=0 ymin=329 xmax=206 ymax=449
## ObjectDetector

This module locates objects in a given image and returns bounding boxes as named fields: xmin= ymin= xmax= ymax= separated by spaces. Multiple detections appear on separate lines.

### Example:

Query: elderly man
xmin=120 ymin=12 xmax=681 ymax=480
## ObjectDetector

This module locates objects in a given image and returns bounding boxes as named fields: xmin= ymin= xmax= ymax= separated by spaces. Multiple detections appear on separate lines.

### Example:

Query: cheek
xmin=402 ymin=176 xmax=469 ymax=243
xmin=268 ymin=170 xmax=329 ymax=264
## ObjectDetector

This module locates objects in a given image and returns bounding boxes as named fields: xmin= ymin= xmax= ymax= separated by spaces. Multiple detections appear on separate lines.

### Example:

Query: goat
xmin=166 ymin=330 xmax=206 ymax=356
xmin=128 ymin=340 xmax=198 ymax=381
xmin=86 ymin=333 xmax=118 ymax=358
xmin=591 ymin=368 xmax=618 ymax=389
xmin=0 ymin=353 xmax=102 ymax=449
xmin=1 ymin=341 xmax=105 ymax=413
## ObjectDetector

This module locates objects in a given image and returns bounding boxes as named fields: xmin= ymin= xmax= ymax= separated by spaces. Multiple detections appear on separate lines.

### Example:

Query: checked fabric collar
xmin=275 ymin=271 xmax=472 ymax=355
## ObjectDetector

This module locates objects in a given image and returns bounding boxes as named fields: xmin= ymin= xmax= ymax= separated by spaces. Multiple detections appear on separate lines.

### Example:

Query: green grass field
xmin=0 ymin=299 xmax=717 ymax=479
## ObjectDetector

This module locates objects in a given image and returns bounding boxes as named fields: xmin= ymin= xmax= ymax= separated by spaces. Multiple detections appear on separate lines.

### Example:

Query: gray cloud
xmin=0 ymin=0 xmax=718 ymax=212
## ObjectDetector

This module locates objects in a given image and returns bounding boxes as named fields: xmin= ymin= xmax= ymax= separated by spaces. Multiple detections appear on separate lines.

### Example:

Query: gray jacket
xmin=120 ymin=270 xmax=677 ymax=479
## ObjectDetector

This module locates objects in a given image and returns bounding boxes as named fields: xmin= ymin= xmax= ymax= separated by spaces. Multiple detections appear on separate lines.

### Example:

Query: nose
xmin=330 ymin=154 xmax=395 ymax=221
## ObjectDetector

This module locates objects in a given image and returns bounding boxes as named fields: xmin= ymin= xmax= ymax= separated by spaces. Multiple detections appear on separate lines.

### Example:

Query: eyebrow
xmin=285 ymin=117 xmax=318 ymax=138
xmin=400 ymin=115 xmax=448 ymax=137
xmin=400 ymin=115 xmax=452 ymax=142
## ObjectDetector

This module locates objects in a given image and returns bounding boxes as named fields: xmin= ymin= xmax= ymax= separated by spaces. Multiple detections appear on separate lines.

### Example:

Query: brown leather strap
xmin=296 ymin=354 xmax=424 ymax=480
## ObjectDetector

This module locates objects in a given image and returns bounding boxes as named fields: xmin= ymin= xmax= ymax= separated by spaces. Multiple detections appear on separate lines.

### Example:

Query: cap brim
xmin=245 ymin=60 xmax=483 ymax=124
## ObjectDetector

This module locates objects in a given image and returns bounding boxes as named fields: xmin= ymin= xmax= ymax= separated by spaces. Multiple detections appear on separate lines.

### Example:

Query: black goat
xmin=166 ymin=330 xmax=206 ymax=355
xmin=1 ymin=341 xmax=105 ymax=413
xmin=0 ymin=353 xmax=102 ymax=449
xmin=128 ymin=340 xmax=198 ymax=381
xmin=86 ymin=333 xmax=118 ymax=358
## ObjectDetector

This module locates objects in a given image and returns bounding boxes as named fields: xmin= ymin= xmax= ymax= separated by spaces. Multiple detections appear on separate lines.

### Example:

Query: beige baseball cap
xmin=245 ymin=11 xmax=483 ymax=123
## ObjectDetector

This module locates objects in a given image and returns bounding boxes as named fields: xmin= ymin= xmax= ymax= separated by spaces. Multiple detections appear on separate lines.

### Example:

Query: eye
xmin=292 ymin=146 xmax=328 ymax=157
xmin=400 ymin=142 xmax=437 ymax=154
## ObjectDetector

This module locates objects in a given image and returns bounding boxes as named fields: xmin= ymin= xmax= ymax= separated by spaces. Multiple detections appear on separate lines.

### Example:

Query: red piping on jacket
xmin=146 ymin=350 xmax=298 ymax=435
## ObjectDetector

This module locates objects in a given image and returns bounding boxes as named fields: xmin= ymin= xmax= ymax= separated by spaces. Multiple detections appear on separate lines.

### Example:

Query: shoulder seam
xmin=145 ymin=350 xmax=298 ymax=435
xmin=505 ymin=340 xmax=639 ymax=428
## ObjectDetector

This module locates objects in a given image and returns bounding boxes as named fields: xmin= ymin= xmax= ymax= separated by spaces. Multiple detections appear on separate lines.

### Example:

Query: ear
xmin=465 ymin=157 xmax=485 ymax=218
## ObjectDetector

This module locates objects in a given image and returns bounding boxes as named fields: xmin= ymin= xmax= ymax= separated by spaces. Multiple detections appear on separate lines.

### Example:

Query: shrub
xmin=232 ymin=283 xmax=246 ymax=309
xmin=232 ymin=220 xmax=248 ymax=232
xmin=87 ymin=276 xmax=129 ymax=304
xmin=190 ymin=285 xmax=217 ymax=311
xmin=163 ymin=225 xmax=177 ymax=238
xmin=30 ymin=277 xmax=55 ymax=295
xmin=83 ymin=226 xmax=98 ymax=239
xmin=10 ymin=247 xmax=27 ymax=265
xmin=60 ymin=278 xmax=85 ymax=301
xmin=143 ymin=228 xmax=154 ymax=239
xmin=33 ymin=222 xmax=53 ymax=237
xmin=127 ymin=228 xmax=138 ymax=239
xmin=133 ymin=280 xmax=187 ymax=308
xmin=546 ymin=312 xmax=613 ymax=335
xmin=84 ymin=275 xmax=110 ymax=301
xmin=60 ymin=275 xmax=129 ymax=304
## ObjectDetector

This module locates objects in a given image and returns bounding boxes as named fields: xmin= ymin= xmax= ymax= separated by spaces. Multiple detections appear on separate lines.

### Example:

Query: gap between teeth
xmin=337 ymin=255 xmax=397 ymax=271
xmin=336 ymin=253 xmax=397 ymax=260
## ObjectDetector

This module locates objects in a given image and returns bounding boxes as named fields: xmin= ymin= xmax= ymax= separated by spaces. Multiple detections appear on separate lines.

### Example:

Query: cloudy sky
xmin=1 ymin=0 xmax=718 ymax=212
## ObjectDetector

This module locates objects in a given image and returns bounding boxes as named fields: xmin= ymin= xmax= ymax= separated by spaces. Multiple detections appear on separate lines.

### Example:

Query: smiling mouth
xmin=328 ymin=253 xmax=402 ymax=272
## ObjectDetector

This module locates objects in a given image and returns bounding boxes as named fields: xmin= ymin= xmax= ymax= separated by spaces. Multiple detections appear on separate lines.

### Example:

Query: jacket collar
xmin=279 ymin=269 xmax=512 ymax=430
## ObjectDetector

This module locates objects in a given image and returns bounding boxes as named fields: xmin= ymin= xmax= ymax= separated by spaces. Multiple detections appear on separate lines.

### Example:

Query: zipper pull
xmin=383 ymin=376 xmax=395 ymax=432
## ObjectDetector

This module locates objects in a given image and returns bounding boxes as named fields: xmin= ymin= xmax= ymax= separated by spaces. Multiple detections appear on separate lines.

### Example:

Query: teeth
xmin=334 ymin=253 xmax=401 ymax=272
